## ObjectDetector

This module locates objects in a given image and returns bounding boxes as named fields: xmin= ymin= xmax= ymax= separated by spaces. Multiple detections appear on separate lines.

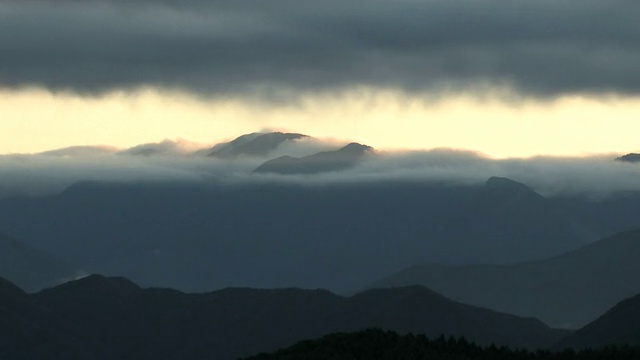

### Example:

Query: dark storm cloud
xmin=1 ymin=0 xmax=639 ymax=97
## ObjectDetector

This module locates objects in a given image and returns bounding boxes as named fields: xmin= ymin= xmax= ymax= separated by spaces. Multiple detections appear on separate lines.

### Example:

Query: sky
xmin=1 ymin=0 xmax=640 ymax=157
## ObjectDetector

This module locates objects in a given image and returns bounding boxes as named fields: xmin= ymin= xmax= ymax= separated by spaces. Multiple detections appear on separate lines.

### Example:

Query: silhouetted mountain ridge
xmin=484 ymin=176 xmax=544 ymax=200
xmin=2 ymin=176 xmax=639 ymax=293
xmin=0 ymin=276 xmax=567 ymax=359
xmin=556 ymin=292 xmax=640 ymax=349
xmin=39 ymin=274 xmax=141 ymax=297
xmin=208 ymin=132 xmax=308 ymax=158
xmin=38 ymin=145 xmax=117 ymax=157
xmin=615 ymin=153 xmax=640 ymax=163
xmin=370 ymin=228 xmax=640 ymax=328
xmin=254 ymin=142 xmax=373 ymax=174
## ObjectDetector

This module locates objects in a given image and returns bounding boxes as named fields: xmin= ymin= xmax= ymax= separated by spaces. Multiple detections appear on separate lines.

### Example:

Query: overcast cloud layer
xmin=1 ymin=0 xmax=639 ymax=98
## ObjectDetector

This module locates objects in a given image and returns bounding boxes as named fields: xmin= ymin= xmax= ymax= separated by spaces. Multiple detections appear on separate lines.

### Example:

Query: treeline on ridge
xmin=245 ymin=329 xmax=640 ymax=360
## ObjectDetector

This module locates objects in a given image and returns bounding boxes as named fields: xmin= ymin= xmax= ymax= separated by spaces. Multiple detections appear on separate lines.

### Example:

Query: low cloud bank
xmin=1 ymin=138 xmax=639 ymax=199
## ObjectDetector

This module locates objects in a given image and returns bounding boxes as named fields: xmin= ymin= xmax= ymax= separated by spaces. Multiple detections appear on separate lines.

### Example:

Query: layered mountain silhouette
xmin=0 ymin=233 xmax=80 ymax=292
xmin=615 ymin=153 xmax=640 ymax=163
xmin=6 ymin=274 xmax=640 ymax=359
xmin=0 ymin=275 xmax=566 ymax=359
xmin=1 ymin=176 xmax=639 ymax=294
xmin=0 ymin=277 xmax=93 ymax=358
xmin=207 ymin=132 xmax=308 ymax=158
xmin=370 ymin=228 xmax=640 ymax=328
xmin=254 ymin=142 xmax=373 ymax=174
xmin=556 ymin=292 xmax=640 ymax=349
xmin=431 ymin=176 xmax=586 ymax=263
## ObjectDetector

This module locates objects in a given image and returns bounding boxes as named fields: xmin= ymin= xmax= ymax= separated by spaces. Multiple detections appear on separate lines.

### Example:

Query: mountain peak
xmin=75 ymin=274 xmax=140 ymax=288
xmin=208 ymin=132 xmax=308 ymax=158
xmin=483 ymin=176 xmax=544 ymax=200
xmin=254 ymin=142 xmax=374 ymax=175
xmin=485 ymin=176 xmax=531 ymax=191
xmin=340 ymin=142 xmax=374 ymax=153
xmin=44 ymin=274 xmax=141 ymax=296
xmin=616 ymin=153 xmax=640 ymax=163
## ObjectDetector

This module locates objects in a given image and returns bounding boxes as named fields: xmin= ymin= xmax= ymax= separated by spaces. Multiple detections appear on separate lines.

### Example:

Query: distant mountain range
xmin=35 ymin=132 xmax=373 ymax=175
xmin=4 ymin=274 xmax=640 ymax=359
xmin=0 ymin=275 xmax=566 ymax=359
xmin=368 ymin=228 xmax=640 ymax=329
xmin=7 ymin=131 xmax=640 ymax=358
xmin=2 ymin=176 xmax=640 ymax=295
xmin=33 ymin=132 xmax=638 ymax=168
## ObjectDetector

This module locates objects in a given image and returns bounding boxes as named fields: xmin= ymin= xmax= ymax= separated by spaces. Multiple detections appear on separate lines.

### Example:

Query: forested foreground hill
xmin=244 ymin=329 xmax=640 ymax=360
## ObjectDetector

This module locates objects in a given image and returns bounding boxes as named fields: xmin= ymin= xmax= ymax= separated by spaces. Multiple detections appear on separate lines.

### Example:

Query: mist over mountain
xmin=118 ymin=139 xmax=207 ymax=157
xmin=254 ymin=142 xmax=374 ymax=174
xmin=2 ymin=132 xmax=640 ymax=198
xmin=38 ymin=145 xmax=118 ymax=157
xmin=616 ymin=153 xmax=640 ymax=163
xmin=369 ymin=229 xmax=640 ymax=328
xmin=2 ymin=132 xmax=640 ymax=294
xmin=4 ymin=0 xmax=640 ymax=354
xmin=0 ymin=275 xmax=566 ymax=359
xmin=208 ymin=132 xmax=309 ymax=158
xmin=1 ymin=131 xmax=640 ymax=358
xmin=0 ymin=233 xmax=81 ymax=292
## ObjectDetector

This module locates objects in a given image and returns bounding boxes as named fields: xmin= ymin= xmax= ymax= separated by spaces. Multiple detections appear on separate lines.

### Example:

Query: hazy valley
xmin=2 ymin=131 xmax=640 ymax=358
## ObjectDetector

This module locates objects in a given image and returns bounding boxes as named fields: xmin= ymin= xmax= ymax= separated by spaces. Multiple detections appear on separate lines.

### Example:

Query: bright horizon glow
xmin=1 ymin=87 xmax=638 ymax=158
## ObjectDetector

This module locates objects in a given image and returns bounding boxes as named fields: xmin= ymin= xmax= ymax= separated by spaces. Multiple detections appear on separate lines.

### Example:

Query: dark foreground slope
xmin=245 ymin=329 xmax=640 ymax=360
xmin=0 ymin=278 xmax=95 ymax=359
xmin=0 ymin=276 xmax=565 ymax=360
xmin=2 ymin=176 xmax=632 ymax=293
xmin=556 ymin=293 xmax=640 ymax=349
xmin=370 ymin=229 xmax=640 ymax=329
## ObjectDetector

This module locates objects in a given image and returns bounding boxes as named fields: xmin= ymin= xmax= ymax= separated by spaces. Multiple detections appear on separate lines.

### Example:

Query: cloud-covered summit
xmin=2 ymin=0 xmax=639 ymax=98
xmin=1 ymin=131 xmax=640 ymax=199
